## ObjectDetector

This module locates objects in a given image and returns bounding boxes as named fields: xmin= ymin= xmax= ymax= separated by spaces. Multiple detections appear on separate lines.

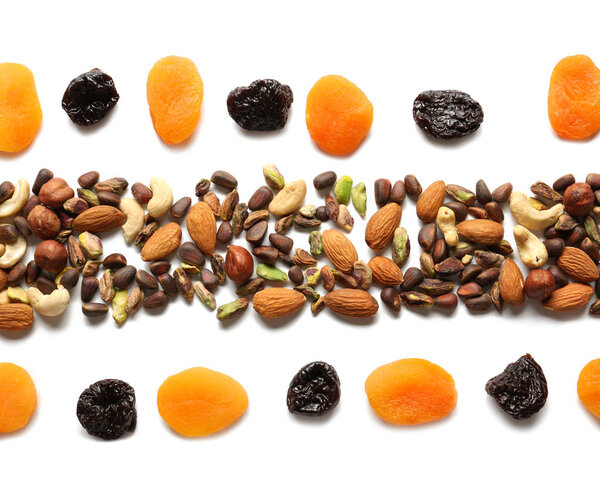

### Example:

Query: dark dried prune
xmin=485 ymin=354 xmax=548 ymax=420
xmin=227 ymin=79 xmax=293 ymax=131
xmin=62 ymin=69 xmax=119 ymax=126
xmin=287 ymin=361 xmax=340 ymax=416
xmin=413 ymin=90 xmax=483 ymax=139
xmin=76 ymin=379 xmax=136 ymax=440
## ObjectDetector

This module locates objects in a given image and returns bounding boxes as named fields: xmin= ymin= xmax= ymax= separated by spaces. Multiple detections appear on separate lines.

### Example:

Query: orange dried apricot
xmin=577 ymin=358 xmax=600 ymax=418
xmin=0 ymin=362 xmax=37 ymax=434
xmin=305 ymin=75 xmax=373 ymax=155
xmin=146 ymin=56 xmax=204 ymax=145
xmin=548 ymin=55 xmax=600 ymax=140
xmin=365 ymin=358 xmax=457 ymax=425
xmin=157 ymin=367 xmax=248 ymax=437
xmin=0 ymin=63 xmax=42 ymax=153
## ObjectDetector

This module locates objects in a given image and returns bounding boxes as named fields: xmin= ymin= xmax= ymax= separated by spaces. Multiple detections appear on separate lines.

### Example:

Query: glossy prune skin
xmin=485 ymin=354 xmax=548 ymax=420
xmin=287 ymin=361 xmax=340 ymax=416
xmin=227 ymin=79 xmax=293 ymax=131
xmin=413 ymin=90 xmax=483 ymax=139
xmin=62 ymin=69 xmax=119 ymax=126
xmin=77 ymin=379 xmax=136 ymax=440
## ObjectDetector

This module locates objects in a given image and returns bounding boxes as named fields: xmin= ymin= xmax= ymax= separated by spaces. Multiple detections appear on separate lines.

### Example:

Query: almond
xmin=456 ymin=219 xmax=504 ymax=245
xmin=72 ymin=205 xmax=126 ymax=233
xmin=416 ymin=180 xmax=446 ymax=223
xmin=365 ymin=202 xmax=402 ymax=251
xmin=541 ymin=283 xmax=594 ymax=312
xmin=0 ymin=303 xmax=34 ymax=331
xmin=252 ymin=287 xmax=306 ymax=319
xmin=141 ymin=222 xmax=182 ymax=262
xmin=368 ymin=256 xmax=404 ymax=286
xmin=324 ymin=288 xmax=379 ymax=317
xmin=498 ymin=258 xmax=525 ymax=306
xmin=0 ymin=269 xmax=7 ymax=292
xmin=322 ymin=229 xmax=358 ymax=273
xmin=556 ymin=247 xmax=599 ymax=282
xmin=187 ymin=201 xmax=217 ymax=256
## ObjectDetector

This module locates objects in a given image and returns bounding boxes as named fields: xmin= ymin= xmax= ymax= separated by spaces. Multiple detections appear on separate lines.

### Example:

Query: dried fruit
xmin=287 ymin=361 xmax=340 ymax=416
xmin=0 ymin=363 xmax=36 ymax=433
xmin=252 ymin=287 xmax=306 ymax=319
xmin=577 ymin=359 xmax=600 ymax=419
xmin=486 ymin=354 xmax=547 ymax=420
xmin=62 ymin=69 xmax=119 ymax=126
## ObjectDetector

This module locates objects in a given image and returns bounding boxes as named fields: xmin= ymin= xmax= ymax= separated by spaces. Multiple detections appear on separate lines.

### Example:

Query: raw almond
xmin=0 ymin=303 xmax=34 ymax=331
xmin=498 ymin=258 xmax=525 ymax=306
xmin=141 ymin=222 xmax=182 ymax=262
xmin=456 ymin=219 xmax=504 ymax=245
xmin=324 ymin=288 xmax=379 ymax=317
xmin=556 ymin=247 xmax=599 ymax=283
xmin=365 ymin=202 xmax=402 ymax=251
xmin=187 ymin=201 xmax=216 ymax=256
xmin=416 ymin=180 xmax=446 ymax=223
xmin=368 ymin=256 xmax=404 ymax=286
xmin=322 ymin=229 xmax=358 ymax=273
xmin=541 ymin=283 xmax=594 ymax=312
xmin=72 ymin=205 xmax=126 ymax=233
xmin=0 ymin=269 xmax=6 ymax=292
xmin=252 ymin=287 xmax=306 ymax=319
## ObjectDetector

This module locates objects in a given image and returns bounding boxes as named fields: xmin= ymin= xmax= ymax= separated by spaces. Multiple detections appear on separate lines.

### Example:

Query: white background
xmin=1 ymin=0 xmax=599 ymax=493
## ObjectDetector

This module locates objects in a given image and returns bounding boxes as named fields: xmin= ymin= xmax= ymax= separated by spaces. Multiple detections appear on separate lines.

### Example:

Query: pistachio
xmin=381 ymin=287 xmax=401 ymax=312
xmin=325 ymin=194 xmax=340 ymax=222
xmin=81 ymin=260 xmax=101 ymax=277
xmin=330 ymin=268 xmax=357 ymax=289
xmin=320 ymin=265 xmax=335 ymax=291
xmin=78 ymin=232 xmax=103 ymax=259
xmin=256 ymin=263 xmax=287 ymax=281
xmin=96 ymin=177 xmax=128 ymax=194
xmin=420 ymin=252 xmax=435 ymax=278
xmin=531 ymin=181 xmax=562 ymax=203
xmin=352 ymin=182 xmax=367 ymax=217
xmin=263 ymin=164 xmax=285 ymax=191
xmin=112 ymin=290 xmax=128 ymax=325
xmin=305 ymin=267 xmax=321 ymax=287
xmin=235 ymin=277 xmax=265 ymax=297
xmin=203 ymin=191 xmax=221 ymax=217
xmin=294 ymin=214 xmax=321 ymax=229
xmin=216 ymin=298 xmax=249 ymax=321
xmin=417 ymin=278 xmax=455 ymax=296
xmin=67 ymin=235 xmax=86 ymax=270
xmin=181 ymin=263 xmax=201 ymax=275
xmin=334 ymin=175 xmax=353 ymax=205
xmin=193 ymin=281 xmax=217 ymax=310
xmin=308 ymin=231 xmax=323 ymax=257
xmin=311 ymin=297 xmax=326 ymax=316
xmin=210 ymin=254 xmax=226 ymax=284
xmin=335 ymin=204 xmax=354 ymax=232
xmin=125 ymin=286 xmax=144 ymax=315
xmin=173 ymin=267 xmax=194 ymax=302
xmin=292 ymin=248 xmax=317 ymax=267
xmin=134 ymin=221 xmax=159 ymax=248
xmin=299 ymin=204 xmax=317 ymax=218
xmin=63 ymin=197 xmax=89 ymax=216
xmin=555 ymin=214 xmax=578 ymax=232
xmin=294 ymin=284 xmax=320 ymax=302
xmin=99 ymin=269 xmax=115 ymax=303
xmin=446 ymin=184 xmax=476 ymax=205
xmin=392 ymin=227 xmax=410 ymax=268
xmin=450 ymin=241 xmax=475 ymax=259
xmin=399 ymin=291 xmax=433 ymax=308
xmin=353 ymin=261 xmax=372 ymax=291
xmin=221 ymin=189 xmax=239 ymax=221
xmin=491 ymin=239 xmax=514 ymax=256
xmin=231 ymin=203 xmax=249 ymax=235
xmin=7 ymin=286 xmax=29 ymax=304
xmin=275 ymin=213 xmax=294 ymax=234
xmin=77 ymin=188 xmax=100 ymax=207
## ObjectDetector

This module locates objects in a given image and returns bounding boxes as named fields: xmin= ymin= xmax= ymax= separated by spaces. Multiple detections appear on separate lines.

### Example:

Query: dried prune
xmin=62 ymin=69 xmax=119 ymax=126
xmin=227 ymin=79 xmax=293 ymax=131
xmin=287 ymin=361 xmax=340 ymax=416
xmin=413 ymin=90 xmax=483 ymax=139
xmin=76 ymin=379 xmax=136 ymax=440
xmin=485 ymin=354 xmax=547 ymax=420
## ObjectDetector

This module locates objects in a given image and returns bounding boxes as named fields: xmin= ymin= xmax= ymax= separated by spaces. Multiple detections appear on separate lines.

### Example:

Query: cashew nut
xmin=27 ymin=286 xmax=70 ymax=317
xmin=509 ymin=191 xmax=564 ymax=231
xmin=513 ymin=225 xmax=548 ymax=268
xmin=0 ymin=179 xmax=30 ymax=219
xmin=0 ymin=233 xmax=26 ymax=269
xmin=268 ymin=180 xmax=307 ymax=216
xmin=147 ymin=177 xmax=173 ymax=218
xmin=436 ymin=206 xmax=458 ymax=246
xmin=119 ymin=198 xmax=145 ymax=244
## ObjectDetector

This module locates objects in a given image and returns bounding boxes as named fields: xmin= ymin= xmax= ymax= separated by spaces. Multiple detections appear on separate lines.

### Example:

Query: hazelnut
xmin=524 ymin=269 xmax=555 ymax=300
xmin=34 ymin=240 xmax=68 ymax=274
xmin=38 ymin=178 xmax=74 ymax=209
xmin=225 ymin=245 xmax=254 ymax=284
xmin=27 ymin=205 xmax=61 ymax=240
xmin=563 ymin=182 xmax=594 ymax=218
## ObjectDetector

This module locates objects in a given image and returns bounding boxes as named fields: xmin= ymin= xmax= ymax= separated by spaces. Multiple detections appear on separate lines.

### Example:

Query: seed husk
xmin=256 ymin=263 xmax=287 ymax=281
xmin=134 ymin=222 xmax=159 ymax=248
xmin=82 ymin=302 xmax=108 ymax=317
xmin=126 ymin=286 xmax=145 ymax=315
xmin=67 ymin=235 xmax=87 ymax=270
xmin=203 ymin=191 xmax=221 ymax=217
xmin=135 ymin=269 xmax=157 ymax=291
xmin=132 ymin=182 xmax=153 ymax=203
xmin=7 ymin=262 xmax=26 ymax=286
xmin=293 ymin=248 xmax=317 ymax=267
xmin=235 ymin=277 xmax=265 ymax=297
xmin=566 ymin=225 xmax=587 ymax=246
xmin=432 ymin=238 xmax=448 ymax=264
xmin=201 ymin=268 xmax=218 ymax=291
xmin=217 ymin=298 xmax=249 ymax=321
xmin=103 ymin=253 xmax=127 ymax=270
xmin=216 ymin=221 xmax=233 ymax=244
xmin=269 ymin=233 xmax=293 ymax=254
xmin=390 ymin=180 xmax=406 ymax=204
xmin=211 ymin=254 xmax=226 ymax=284
xmin=489 ymin=281 xmax=503 ymax=312
xmin=26 ymin=260 xmax=40 ymax=285
xmin=253 ymin=246 xmax=279 ymax=264
xmin=288 ymin=265 xmax=304 ymax=286
xmin=434 ymin=293 xmax=458 ymax=310
xmin=444 ymin=201 xmax=468 ymax=222
xmin=381 ymin=287 xmax=401 ymax=312
xmin=99 ymin=269 xmax=115 ymax=303
xmin=170 ymin=196 xmax=191 ymax=219
xmin=543 ymin=238 xmax=565 ymax=258
xmin=548 ymin=265 xmax=568 ymax=288
xmin=275 ymin=213 xmax=294 ymax=235
xmin=143 ymin=290 xmax=169 ymax=310
xmin=248 ymin=186 xmax=274 ymax=211
xmin=492 ymin=183 xmax=513 ymax=203
xmin=36 ymin=277 xmax=57 ymax=295
xmin=279 ymin=252 xmax=295 ymax=267
xmin=158 ymin=273 xmax=178 ymax=297
xmin=63 ymin=197 xmax=89 ymax=216
xmin=55 ymin=266 xmax=79 ymax=289
xmin=231 ymin=203 xmax=249 ymax=236
xmin=485 ymin=202 xmax=504 ymax=223
xmin=97 ymin=190 xmax=121 ymax=207
xmin=475 ymin=179 xmax=492 ymax=205
xmin=13 ymin=217 xmax=30 ymax=238
xmin=555 ymin=214 xmax=578 ymax=232
xmin=294 ymin=214 xmax=321 ymax=229
xmin=434 ymin=257 xmax=463 ymax=276
xmin=460 ymin=263 xmax=484 ymax=284
xmin=468 ymin=206 xmax=488 ymax=219
xmin=221 ymin=189 xmax=239 ymax=221
xmin=246 ymin=220 xmax=268 ymax=245
xmin=315 ymin=206 xmax=329 ymax=222
xmin=401 ymin=267 xmax=425 ymax=292
xmin=211 ymin=170 xmax=238 ymax=191
xmin=32 ymin=169 xmax=53 ymax=195
xmin=313 ymin=171 xmax=337 ymax=191
xmin=177 ymin=241 xmax=205 ymax=267
xmin=580 ymin=237 xmax=600 ymax=263
xmin=530 ymin=181 xmax=563 ymax=202
xmin=553 ymin=174 xmax=575 ymax=191
xmin=0 ymin=181 xmax=15 ymax=205
xmin=586 ymin=173 xmax=600 ymax=190
xmin=465 ymin=293 xmax=493 ymax=312
xmin=589 ymin=299 xmax=600 ymax=315
xmin=374 ymin=179 xmax=391 ymax=208
xmin=194 ymin=281 xmax=217 ymax=310
xmin=81 ymin=260 xmax=101 ymax=277
xmin=418 ymin=223 xmax=437 ymax=252
xmin=149 ymin=260 xmax=171 ymax=276
xmin=490 ymin=239 xmax=514 ymax=256
xmin=404 ymin=175 xmax=422 ymax=197
xmin=335 ymin=204 xmax=354 ymax=232
xmin=457 ymin=282 xmax=483 ymax=299
xmin=174 ymin=267 xmax=194 ymax=302
xmin=399 ymin=291 xmax=433 ymax=308
xmin=475 ymin=267 xmax=500 ymax=287
xmin=325 ymin=194 xmax=339 ymax=222
xmin=420 ymin=252 xmax=435 ymax=277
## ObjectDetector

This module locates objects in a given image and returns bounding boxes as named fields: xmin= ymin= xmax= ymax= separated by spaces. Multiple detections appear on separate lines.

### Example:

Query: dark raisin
xmin=227 ymin=79 xmax=293 ymax=131
xmin=287 ymin=361 xmax=340 ymax=416
xmin=485 ymin=354 xmax=548 ymax=420
xmin=76 ymin=379 xmax=137 ymax=440
xmin=62 ymin=69 xmax=120 ymax=126
xmin=413 ymin=90 xmax=483 ymax=139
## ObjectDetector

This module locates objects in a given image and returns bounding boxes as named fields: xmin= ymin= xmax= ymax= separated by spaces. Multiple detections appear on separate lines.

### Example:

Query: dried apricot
xmin=548 ymin=55 xmax=600 ymax=140
xmin=157 ymin=367 xmax=248 ymax=437
xmin=577 ymin=358 xmax=600 ymax=418
xmin=0 ymin=362 xmax=37 ymax=434
xmin=147 ymin=56 xmax=203 ymax=144
xmin=0 ymin=63 xmax=42 ymax=153
xmin=365 ymin=358 xmax=457 ymax=425
xmin=305 ymin=75 xmax=373 ymax=155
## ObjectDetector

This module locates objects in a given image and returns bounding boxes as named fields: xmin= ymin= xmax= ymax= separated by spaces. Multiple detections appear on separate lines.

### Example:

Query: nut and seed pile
xmin=0 ymin=167 xmax=600 ymax=331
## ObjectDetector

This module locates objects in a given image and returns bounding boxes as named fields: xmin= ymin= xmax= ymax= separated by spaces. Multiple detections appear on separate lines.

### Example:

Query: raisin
xmin=227 ymin=79 xmax=293 ymax=131
xmin=76 ymin=379 xmax=136 ymax=440
xmin=62 ymin=69 xmax=119 ymax=126
xmin=485 ymin=354 xmax=548 ymax=420
xmin=413 ymin=90 xmax=483 ymax=139
xmin=287 ymin=361 xmax=341 ymax=416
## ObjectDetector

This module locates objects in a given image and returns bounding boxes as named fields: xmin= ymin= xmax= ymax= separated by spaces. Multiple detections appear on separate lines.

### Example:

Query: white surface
xmin=1 ymin=0 xmax=599 ymax=492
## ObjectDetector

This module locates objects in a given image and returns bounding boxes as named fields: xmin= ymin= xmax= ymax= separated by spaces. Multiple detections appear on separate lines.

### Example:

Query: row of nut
xmin=0 ymin=165 xmax=599 ymax=332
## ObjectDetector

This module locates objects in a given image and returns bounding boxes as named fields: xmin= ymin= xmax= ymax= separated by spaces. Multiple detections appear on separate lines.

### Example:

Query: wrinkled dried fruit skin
xmin=227 ymin=79 xmax=293 ymax=131
xmin=287 ymin=361 xmax=340 ymax=417
xmin=578 ymin=359 xmax=600 ymax=418
xmin=485 ymin=354 xmax=547 ymax=420
xmin=0 ymin=362 xmax=37 ymax=433
xmin=62 ymin=69 xmax=119 ymax=126
xmin=76 ymin=379 xmax=136 ymax=440
xmin=413 ymin=90 xmax=483 ymax=139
